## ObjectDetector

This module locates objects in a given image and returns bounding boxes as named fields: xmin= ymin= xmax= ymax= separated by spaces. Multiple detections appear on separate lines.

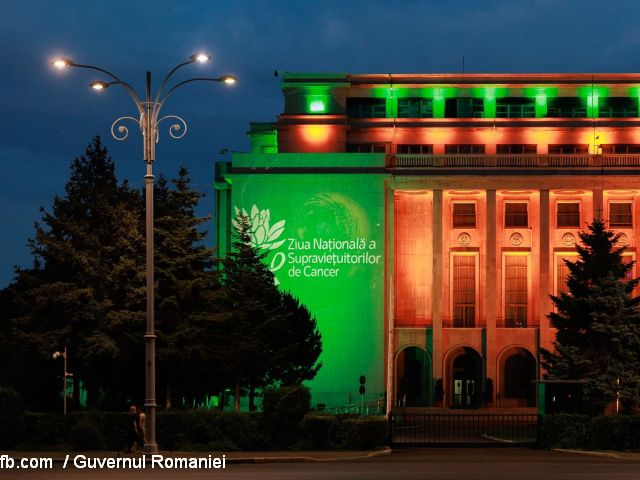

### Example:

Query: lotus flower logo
xmin=232 ymin=205 xmax=286 ymax=251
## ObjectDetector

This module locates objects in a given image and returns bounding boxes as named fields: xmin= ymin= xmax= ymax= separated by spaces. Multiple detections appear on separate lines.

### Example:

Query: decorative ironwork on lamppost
xmin=53 ymin=54 xmax=236 ymax=453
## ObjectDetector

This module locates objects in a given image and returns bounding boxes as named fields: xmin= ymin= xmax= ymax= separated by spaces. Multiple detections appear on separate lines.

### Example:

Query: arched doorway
xmin=501 ymin=348 xmax=537 ymax=407
xmin=396 ymin=347 xmax=430 ymax=407
xmin=450 ymin=347 xmax=482 ymax=408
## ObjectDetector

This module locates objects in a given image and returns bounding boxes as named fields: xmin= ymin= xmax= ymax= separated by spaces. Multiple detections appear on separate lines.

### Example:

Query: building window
xmin=452 ymin=203 xmax=476 ymax=228
xmin=346 ymin=143 xmax=387 ymax=153
xmin=496 ymin=98 xmax=535 ymax=118
xmin=548 ymin=144 xmax=589 ymax=154
xmin=496 ymin=144 xmax=537 ymax=154
xmin=556 ymin=255 xmax=575 ymax=297
xmin=547 ymin=97 xmax=587 ymax=118
xmin=346 ymin=98 xmax=386 ymax=118
xmin=557 ymin=203 xmax=580 ymax=228
xmin=598 ymin=97 xmax=638 ymax=118
xmin=504 ymin=255 xmax=528 ymax=327
xmin=622 ymin=255 xmax=635 ymax=281
xmin=397 ymin=98 xmax=433 ymax=118
xmin=609 ymin=202 xmax=633 ymax=227
xmin=600 ymin=144 xmax=640 ymax=154
xmin=505 ymin=203 xmax=528 ymax=228
xmin=453 ymin=255 xmax=476 ymax=327
xmin=445 ymin=144 xmax=485 ymax=154
xmin=397 ymin=144 xmax=433 ymax=154
xmin=445 ymin=98 xmax=484 ymax=118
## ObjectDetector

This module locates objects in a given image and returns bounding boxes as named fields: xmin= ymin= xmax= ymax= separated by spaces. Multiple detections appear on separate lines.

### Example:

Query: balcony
xmin=389 ymin=154 xmax=640 ymax=169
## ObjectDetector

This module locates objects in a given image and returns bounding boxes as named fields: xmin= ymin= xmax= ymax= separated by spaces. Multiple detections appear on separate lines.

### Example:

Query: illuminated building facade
xmin=215 ymin=73 xmax=640 ymax=410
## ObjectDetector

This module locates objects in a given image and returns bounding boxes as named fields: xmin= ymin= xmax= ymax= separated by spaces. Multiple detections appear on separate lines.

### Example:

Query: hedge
xmin=13 ymin=411 xmax=388 ymax=451
xmin=540 ymin=414 xmax=640 ymax=450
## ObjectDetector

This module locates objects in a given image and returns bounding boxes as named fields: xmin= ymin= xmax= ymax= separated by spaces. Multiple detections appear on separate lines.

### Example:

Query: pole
xmin=143 ymin=70 xmax=158 ymax=453
xmin=63 ymin=347 xmax=67 ymax=416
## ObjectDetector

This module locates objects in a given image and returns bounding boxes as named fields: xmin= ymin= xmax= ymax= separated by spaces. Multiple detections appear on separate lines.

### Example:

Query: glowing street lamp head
xmin=53 ymin=58 xmax=73 ymax=69
xmin=220 ymin=75 xmax=237 ymax=85
xmin=191 ymin=53 xmax=211 ymax=64
xmin=89 ymin=81 xmax=108 ymax=91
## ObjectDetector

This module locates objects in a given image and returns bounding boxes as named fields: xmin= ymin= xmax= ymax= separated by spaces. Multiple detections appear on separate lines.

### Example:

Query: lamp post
xmin=52 ymin=347 xmax=69 ymax=415
xmin=53 ymin=55 xmax=236 ymax=453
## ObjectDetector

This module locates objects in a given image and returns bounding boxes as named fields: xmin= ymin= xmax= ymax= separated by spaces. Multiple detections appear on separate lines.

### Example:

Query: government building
xmin=215 ymin=73 xmax=640 ymax=412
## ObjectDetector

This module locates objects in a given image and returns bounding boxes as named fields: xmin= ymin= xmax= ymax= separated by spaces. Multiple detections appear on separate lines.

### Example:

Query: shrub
xmin=262 ymin=386 xmax=311 ymax=446
xmin=0 ymin=387 xmax=25 ymax=448
xmin=70 ymin=420 xmax=103 ymax=450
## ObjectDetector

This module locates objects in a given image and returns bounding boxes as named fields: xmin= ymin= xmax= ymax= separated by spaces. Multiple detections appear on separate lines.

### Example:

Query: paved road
xmin=1 ymin=449 xmax=638 ymax=479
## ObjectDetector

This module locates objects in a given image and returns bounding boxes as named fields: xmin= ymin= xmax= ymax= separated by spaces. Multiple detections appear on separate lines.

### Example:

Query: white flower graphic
xmin=232 ymin=204 xmax=286 ymax=251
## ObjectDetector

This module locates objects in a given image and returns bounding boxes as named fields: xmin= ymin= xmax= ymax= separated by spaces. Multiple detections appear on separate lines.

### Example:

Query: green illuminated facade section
xmin=216 ymin=153 xmax=387 ymax=408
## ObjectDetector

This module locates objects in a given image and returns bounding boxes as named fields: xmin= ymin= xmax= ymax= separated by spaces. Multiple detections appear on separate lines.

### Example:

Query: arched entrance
xmin=501 ymin=348 xmax=537 ymax=407
xmin=450 ymin=347 xmax=482 ymax=408
xmin=396 ymin=346 xmax=430 ymax=407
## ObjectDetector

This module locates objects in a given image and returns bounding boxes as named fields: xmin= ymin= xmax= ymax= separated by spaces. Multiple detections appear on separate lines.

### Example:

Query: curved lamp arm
xmin=153 ymin=58 xmax=197 ymax=107
xmin=157 ymin=76 xmax=236 ymax=110
xmin=65 ymin=62 xmax=144 ymax=115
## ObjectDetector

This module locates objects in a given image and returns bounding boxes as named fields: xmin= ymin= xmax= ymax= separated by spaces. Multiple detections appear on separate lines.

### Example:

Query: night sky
xmin=2 ymin=0 xmax=640 ymax=287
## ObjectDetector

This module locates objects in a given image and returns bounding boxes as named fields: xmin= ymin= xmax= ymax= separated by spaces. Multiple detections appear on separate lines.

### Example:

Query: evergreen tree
xmin=4 ymin=137 xmax=146 ymax=409
xmin=220 ymin=213 xmax=322 ymax=411
xmin=154 ymin=167 xmax=224 ymax=408
xmin=542 ymin=218 xmax=640 ymax=413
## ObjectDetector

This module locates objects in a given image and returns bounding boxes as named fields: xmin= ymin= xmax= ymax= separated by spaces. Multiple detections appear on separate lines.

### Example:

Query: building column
xmin=593 ymin=188 xmax=604 ymax=220
xmin=485 ymin=190 xmax=497 ymax=402
xmin=538 ymin=190 xmax=551 ymax=354
xmin=432 ymin=190 xmax=443 ymax=385
xmin=385 ymin=183 xmax=395 ymax=415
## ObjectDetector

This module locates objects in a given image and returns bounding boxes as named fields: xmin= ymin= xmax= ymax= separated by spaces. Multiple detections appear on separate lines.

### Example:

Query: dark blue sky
xmin=2 ymin=0 xmax=640 ymax=286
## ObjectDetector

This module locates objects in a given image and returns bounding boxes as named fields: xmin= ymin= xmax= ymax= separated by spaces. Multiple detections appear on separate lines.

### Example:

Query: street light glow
xmin=90 ymin=81 xmax=107 ymax=90
xmin=53 ymin=58 xmax=72 ymax=69
xmin=221 ymin=75 xmax=237 ymax=85
xmin=192 ymin=54 xmax=210 ymax=63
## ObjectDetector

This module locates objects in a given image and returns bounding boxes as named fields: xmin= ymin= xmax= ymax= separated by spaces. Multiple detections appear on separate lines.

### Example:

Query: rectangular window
xmin=346 ymin=98 xmax=386 ymax=118
xmin=547 ymin=97 xmax=587 ymax=118
xmin=453 ymin=203 xmax=476 ymax=228
xmin=445 ymin=144 xmax=485 ymax=154
xmin=496 ymin=144 xmax=537 ymax=154
xmin=445 ymin=98 xmax=484 ymax=118
xmin=622 ymin=255 xmax=635 ymax=281
xmin=504 ymin=255 xmax=528 ymax=327
xmin=397 ymin=144 xmax=433 ymax=154
xmin=556 ymin=255 xmax=575 ymax=297
xmin=397 ymin=98 xmax=433 ymax=118
xmin=346 ymin=143 xmax=387 ymax=153
xmin=496 ymin=98 xmax=535 ymax=118
xmin=609 ymin=202 xmax=633 ymax=227
xmin=453 ymin=255 xmax=476 ymax=327
xmin=557 ymin=203 xmax=580 ymax=228
xmin=598 ymin=97 xmax=638 ymax=118
xmin=548 ymin=144 xmax=589 ymax=154
xmin=600 ymin=144 xmax=640 ymax=154
xmin=505 ymin=203 xmax=528 ymax=228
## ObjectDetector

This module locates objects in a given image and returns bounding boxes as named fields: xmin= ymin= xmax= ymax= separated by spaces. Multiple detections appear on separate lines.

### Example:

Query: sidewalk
xmin=2 ymin=447 xmax=392 ymax=464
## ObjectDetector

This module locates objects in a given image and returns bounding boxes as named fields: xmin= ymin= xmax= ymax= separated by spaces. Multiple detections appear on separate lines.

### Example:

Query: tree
xmin=542 ymin=218 xmax=640 ymax=413
xmin=153 ymin=168 xmax=224 ymax=408
xmin=219 ymin=212 xmax=322 ymax=411
xmin=3 ymin=137 xmax=146 ymax=409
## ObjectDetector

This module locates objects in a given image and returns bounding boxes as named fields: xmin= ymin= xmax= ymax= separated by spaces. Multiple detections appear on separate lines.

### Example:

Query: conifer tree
xmin=5 ymin=137 xmax=146 ymax=409
xmin=542 ymin=218 xmax=640 ymax=413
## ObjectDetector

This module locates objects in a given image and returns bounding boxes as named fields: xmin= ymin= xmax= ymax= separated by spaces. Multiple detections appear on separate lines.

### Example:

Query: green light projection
xmin=227 ymin=163 xmax=386 ymax=408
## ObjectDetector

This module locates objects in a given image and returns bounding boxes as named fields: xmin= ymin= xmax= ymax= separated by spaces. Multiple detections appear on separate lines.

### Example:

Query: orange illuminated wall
xmin=394 ymin=191 xmax=432 ymax=326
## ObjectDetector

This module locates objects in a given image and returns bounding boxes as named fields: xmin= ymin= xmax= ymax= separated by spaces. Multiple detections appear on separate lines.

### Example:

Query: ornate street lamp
xmin=52 ymin=54 xmax=236 ymax=453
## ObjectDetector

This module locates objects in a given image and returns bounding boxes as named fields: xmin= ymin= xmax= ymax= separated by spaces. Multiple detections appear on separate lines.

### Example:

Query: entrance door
xmin=396 ymin=347 xmax=430 ymax=407
xmin=451 ymin=348 xmax=482 ymax=408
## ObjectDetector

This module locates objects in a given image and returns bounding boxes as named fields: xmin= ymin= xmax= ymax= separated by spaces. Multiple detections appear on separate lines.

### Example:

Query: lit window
xmin=609 ymin=203 xmax=633 ymax=227
xmin=504 ymin=255 xmax=528 ymax=327
xmin=453 ymin=203 xmax=476 ymax=228
xmin=397 ymin=98 xmax=433 ymax=118
xmin=445 ymin=144 xmax=485 ymax=154
xmin=505 ymin=203 xmax=528 ymax=228
xmin=557 ymin=203 xmax=580 ymax=228
xmin=453 ymin=255 xmax=476 ymax=327
xmin=556 ymin=255 xmax=576 ymax=297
